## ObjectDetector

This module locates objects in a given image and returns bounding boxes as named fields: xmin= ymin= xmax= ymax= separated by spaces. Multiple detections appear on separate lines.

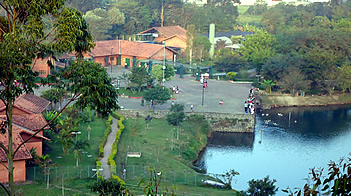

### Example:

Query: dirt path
xmin=100 ymin=117 xmax=118 ymax=179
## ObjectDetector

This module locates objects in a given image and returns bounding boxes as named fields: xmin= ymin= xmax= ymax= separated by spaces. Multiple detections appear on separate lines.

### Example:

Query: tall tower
xmin=209 ymin=23 xmax=215 ymax=60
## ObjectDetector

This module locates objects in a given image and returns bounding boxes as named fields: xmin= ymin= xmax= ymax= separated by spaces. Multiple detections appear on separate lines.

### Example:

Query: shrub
xmin=98 ymin=116 xmax=113 ymax=157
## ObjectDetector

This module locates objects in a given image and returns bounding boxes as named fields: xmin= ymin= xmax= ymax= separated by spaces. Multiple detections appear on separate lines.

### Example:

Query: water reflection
xmin=208 ymin=132 xmax=254 ymax=149
xmin=199 ymin=105 xmax=351 ymax=193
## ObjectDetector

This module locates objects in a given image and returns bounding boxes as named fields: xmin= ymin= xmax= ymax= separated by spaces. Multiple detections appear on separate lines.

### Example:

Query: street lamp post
xmin=71 ymin=131 xmax=81 ymax=142
xmin=162 ymin=41 xmax=166 ymax=87
xmin=92 ymin=168 xmax=103 ymax=183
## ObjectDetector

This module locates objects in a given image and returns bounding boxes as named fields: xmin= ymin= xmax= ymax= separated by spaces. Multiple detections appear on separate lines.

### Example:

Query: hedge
xmin=98 ymin=116 xmax=113 ymax=157
xmin=108 ymin=112 xmax=125 ymax=183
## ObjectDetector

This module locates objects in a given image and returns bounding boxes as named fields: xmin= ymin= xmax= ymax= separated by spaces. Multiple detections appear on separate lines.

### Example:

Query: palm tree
xmin=261 ymin=79 xmax=276 ymax=94
xmin=57 ymin=116 xmax=79 ymax=154
xmin=38 ymin=154 xmax=55 ymax=189
xmin=80 ymin=106 xmax=94 ymax=141
xmin=69 ymin=139 xmax=90 ymax=168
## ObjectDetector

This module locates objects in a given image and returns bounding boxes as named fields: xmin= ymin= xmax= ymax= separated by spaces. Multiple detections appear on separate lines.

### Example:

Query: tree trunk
xmin=189 ymin=47 xmax=193 ymax=65
xmin=87 ymin=124 xmax=91 ymax=141
xmin=161 ymin=2 xmax=165 ymax=27
xmin=46 ymin=170 xmax=50 ymax=189
xmin=8 ymin=99 xmax=14 ymax=196
xmin=76 ymin=156 xmax=79 ymax=167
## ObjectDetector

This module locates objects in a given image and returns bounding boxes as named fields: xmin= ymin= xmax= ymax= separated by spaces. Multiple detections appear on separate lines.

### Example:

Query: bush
xmin=108 ymin=112 xmax=125 ymax=185
xmin=98 ymin=116 xmax=113 ymax=157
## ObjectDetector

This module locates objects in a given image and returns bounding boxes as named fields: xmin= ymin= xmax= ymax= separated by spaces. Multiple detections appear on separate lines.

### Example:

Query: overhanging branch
xmin=13 ymin=94 xmax=79 ymax=156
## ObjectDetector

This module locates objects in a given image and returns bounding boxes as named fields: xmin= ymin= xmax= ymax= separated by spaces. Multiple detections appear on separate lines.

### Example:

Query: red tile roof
xmin=0 ymin=93 xmax=50 ymax=114
xmin=88 ymin=40 xmax=177 ymax=58
xmin=0 ymin=121 xmax=32 ymax=162
xmin=12 ymin=114 xmax=50 ymax=130
xmin=138 ymin=26 xmax=187 ymax=40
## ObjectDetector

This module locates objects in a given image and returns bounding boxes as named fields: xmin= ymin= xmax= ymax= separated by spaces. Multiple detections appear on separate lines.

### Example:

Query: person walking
xmin=244 ymin=101 xmax=248 ymax=114
xmin=191 ymin=104 xmax=194 ymax=112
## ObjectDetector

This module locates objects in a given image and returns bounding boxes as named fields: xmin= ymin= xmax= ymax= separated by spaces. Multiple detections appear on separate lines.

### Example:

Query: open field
xmin=115 ymin=117 xmax=239 ymax=195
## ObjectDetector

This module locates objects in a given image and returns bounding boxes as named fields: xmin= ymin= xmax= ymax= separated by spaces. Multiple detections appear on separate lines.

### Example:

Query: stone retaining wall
xmin=117 ymin=110 xmax=255 ymax=133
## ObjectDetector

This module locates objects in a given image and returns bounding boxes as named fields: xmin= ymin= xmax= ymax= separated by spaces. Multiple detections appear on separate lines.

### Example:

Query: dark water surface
xmin=198 ymin=105 xmax=351 ymax=194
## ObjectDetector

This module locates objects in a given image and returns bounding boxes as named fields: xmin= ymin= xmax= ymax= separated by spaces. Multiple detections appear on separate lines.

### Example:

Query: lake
xmin=197 ymin=105 xmax=351 ymax=194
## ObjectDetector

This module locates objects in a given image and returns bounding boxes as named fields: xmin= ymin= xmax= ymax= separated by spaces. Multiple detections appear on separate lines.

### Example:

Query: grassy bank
xmin=261 ymin=93 xmax=351 ymax=109
xmin=115 ymin=114 xmax=238 ymax=195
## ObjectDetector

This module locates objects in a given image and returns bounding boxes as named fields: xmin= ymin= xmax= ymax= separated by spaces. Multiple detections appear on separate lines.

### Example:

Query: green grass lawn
xmin=1 ymin=117 xmax=108 ymax=195
xmin=115 ymin=117 xmax=239 ymax=195
xmin=118 ymin=87 xmax=145 ymax=97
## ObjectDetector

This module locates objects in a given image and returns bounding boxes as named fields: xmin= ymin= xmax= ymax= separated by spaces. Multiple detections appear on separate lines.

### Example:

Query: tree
xmin=140 ymin=0 xmax=182 ymax=27
xmin=226 ymin=72 xmax=237 ymax=81
xmin=89 ymin=178 xmax=127 ymax=195
xmin=247 ymin=176 xmax=278 ymax=196
xmin=41 ymin=88 xmax=67 ymax=111
xmin=0 ymin=1 xmax=101 ymax=194
xmin=283 ymin=156 xmax=351 ymax=196
xmin=57 ymin=116 xmax=79 ymax=154
xmin=83 ymin=7 xmax=125 ymax=41
xmin=69 ymin=139 xmax=90 ymax=168
xmin=167 ymin=104 xmax=185 ymax=127
xmin=80 ymin=106 xmax=94 ymax=141
xmin=38 ymin=154 xmax=55 ymax=189
xmin=240 ymin=30 xmax=277 ymax=73
xmin=143 ymin=85 xmax=171 ymax=110
xmin=336 ymin=63 xmax=351 ymax=94
xmin=129 ymin=66 xmax=150 ymax=92
xmin=186 ymin=24 xmax=196 ymax=65
xmin=261 ymin=80 xmax=276 ymax=94
xmin=214 ymin=169 xmax=240 ymax=189
xmin=193 ymin=36 xmax=211 ymax=61
xmin=151 ymin=64 xmax=175 ymax=85
xmin=278 ymin=67 xmax=311 ymax=96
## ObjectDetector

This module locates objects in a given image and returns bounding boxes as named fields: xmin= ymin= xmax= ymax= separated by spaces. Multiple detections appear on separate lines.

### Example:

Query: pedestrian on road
xmin=191 ymin=104 xmax=194 ymax=112
xmin=141 ymin=99 xmax=145 ymax=106
xmin=244 ymin=101 xmax=248 ymax=114
xmin=171 ymin=101 xmax=175 ymax=106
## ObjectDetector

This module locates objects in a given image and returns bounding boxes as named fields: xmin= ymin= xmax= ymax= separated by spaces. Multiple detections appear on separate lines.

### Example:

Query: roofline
xmin=137 ymin=27 xmax=157 ymax=35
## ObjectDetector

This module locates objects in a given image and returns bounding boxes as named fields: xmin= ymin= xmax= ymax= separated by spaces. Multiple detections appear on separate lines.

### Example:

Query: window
xmin=110 ymin=57 xmax=114 ymax=61
xmin=39 ymin=70 xmax=46 ymax=75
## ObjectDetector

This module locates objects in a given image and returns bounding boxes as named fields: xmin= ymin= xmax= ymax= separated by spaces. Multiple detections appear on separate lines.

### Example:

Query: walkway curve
xmin=100 ymin=117 xmax=118 ymax=179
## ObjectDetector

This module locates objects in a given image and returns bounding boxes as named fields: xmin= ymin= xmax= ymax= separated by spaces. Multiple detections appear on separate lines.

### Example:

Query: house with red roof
xmin=85 ymin=40 xmax=179 ymax=67
xmin=0 ymin=94 xmax=50 ymax=183
xmin=137 ymin=26 xmax=187 ymax=50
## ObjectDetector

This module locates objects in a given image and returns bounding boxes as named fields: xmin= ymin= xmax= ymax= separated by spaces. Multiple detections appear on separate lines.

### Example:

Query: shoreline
xmin=260 ymin=93 xmax=351 ymax=110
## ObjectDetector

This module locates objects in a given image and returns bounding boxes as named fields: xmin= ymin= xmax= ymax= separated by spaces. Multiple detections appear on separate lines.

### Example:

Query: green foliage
xmin=226 ymin=72 xmax=237 ymax=81
xmin=193 ymin=36 xmax=211 ymax=61
xmin=108 ymin=112 xmax=125 ymax=183
xmin=143 ymin=85 xmax=171 ymax=108
xmin=44 ymin=111 xmax=62 ymax=131
xmin=214 ymin=169 xmax=240 ymax=189
xmin=240 ymin=30 xmax=277 ymax=72
xmin=99 ymin=116 xmax=113 ymax=157
xmin=61 ymin=60 xmax=119 ymax=117
xmin=69 ymin=139 xmax=90 ymax=168
xmin=246 ymin=176 xmax=278 ymax=196
xmin=138 ymin=167 xmax=177 ymax=196
xmin=89 ymin=178 xmax=126 ymax=196
xmin=283 ymin=156 xmax=351 ymax=196
xmin=41 ymin=88 xmax=67 ymax=110
xmin=151 ymin=64 xmax=175 ymax=84
xmin=167 ymin=104 xmax=185 ymax=126
xmin=261 ymin=79 xmax=276 ymax=94
xmin=214 ymin=49 xmax=248 ymax=73
xmin=129 ymin=66 xmax=150 ymax=92
xmin=245 ymin=3 xmax=268 ymax=15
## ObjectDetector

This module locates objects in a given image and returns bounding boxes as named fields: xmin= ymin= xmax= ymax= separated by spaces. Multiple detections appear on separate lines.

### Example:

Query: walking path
xmin=100 ymin=117 xmax=119 ymax=179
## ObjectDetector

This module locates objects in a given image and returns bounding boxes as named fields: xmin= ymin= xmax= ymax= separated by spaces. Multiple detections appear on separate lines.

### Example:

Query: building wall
xmin=165 ymin=37 xmax=187 ymax=48
xmin=32 ymin=57 xmax=53 ymax=78
xmin=151 ymin=49 xmax=175 ymax=61
xmin=0 ymin=160 xmax=26 ymax=183
xmin=20 ymin=132 xmax=43 ymax=156
xmin=25 ymin=142 xmax=43 ymax=156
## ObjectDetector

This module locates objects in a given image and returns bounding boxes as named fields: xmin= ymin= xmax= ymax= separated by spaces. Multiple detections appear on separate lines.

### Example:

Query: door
xmin=126 ymin=58 xmax=130 ymax=68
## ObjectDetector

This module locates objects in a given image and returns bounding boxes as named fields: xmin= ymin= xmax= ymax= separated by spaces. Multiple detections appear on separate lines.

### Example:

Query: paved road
xmin=33 ymin=65 xmax=252 ymax=114
xmin=100 ymin=117 xmax=119 ymax=179
xmin=118 ymin=72 xmax=252 ymax=114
